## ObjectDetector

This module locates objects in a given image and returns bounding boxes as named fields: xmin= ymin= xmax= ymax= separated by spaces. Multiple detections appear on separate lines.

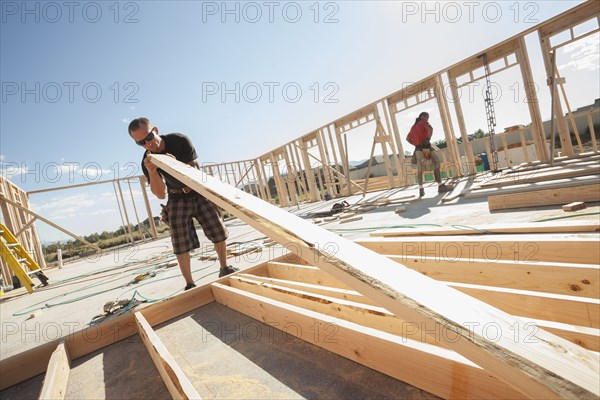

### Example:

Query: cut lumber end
xmin=562 ymin=202 xmax=586 ymax=212
xmin=339 ymin=216 xmax=363 ymax=224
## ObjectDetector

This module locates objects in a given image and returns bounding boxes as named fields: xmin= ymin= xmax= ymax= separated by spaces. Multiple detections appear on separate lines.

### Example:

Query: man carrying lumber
xmin=407 ymin=112 xmax=451 ymax=197
xmin=129 ymin=118 xmax=238 ymax=290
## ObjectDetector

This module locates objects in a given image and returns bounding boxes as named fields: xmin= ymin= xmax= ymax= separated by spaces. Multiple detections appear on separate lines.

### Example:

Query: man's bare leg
xmin=214 ymin=240 xmax=227 ymax=268
xmin=434 ymin=167 xmax=441 ymax=184
xmin=176 ymin=252 xmax=193 ymax=284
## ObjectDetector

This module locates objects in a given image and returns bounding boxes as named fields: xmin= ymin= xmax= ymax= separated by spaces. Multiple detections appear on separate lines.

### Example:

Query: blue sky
xmin=1 ymin=1 xmax=598 ymax=241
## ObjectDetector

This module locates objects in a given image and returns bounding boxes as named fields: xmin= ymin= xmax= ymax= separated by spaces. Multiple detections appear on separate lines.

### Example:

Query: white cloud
xmin=54 ymin=163 xmax=80 ymax=175
xmin=558 ymin=33 xmax=600 ymax=72
xmin=79 ymin=166 xmax=111 ymax=180
xmin=0 ymin=162 xmax=28 ymax=179
xmin=122 ymin=117 xmax=131 ymax=123
xmin=89 ymin=209 xmax=114 ymax=216
xmin=0 ymin=155 xmax=5 ymax=162
xmin=31 ymin=192 xmax=114 ymax=218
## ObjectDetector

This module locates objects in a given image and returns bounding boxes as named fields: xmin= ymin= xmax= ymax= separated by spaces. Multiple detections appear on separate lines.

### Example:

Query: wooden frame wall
xmin=0 ymin=176 xmax=46 ymax=282
xmin=0 ymin=175 xmax=159 ymax=284
xmin=199 ymin=2 xmax=598 ymax=204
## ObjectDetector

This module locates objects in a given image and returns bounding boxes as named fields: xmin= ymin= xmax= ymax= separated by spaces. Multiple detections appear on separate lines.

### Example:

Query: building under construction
xmin=1 ymin=2 xmax=599 ymax=399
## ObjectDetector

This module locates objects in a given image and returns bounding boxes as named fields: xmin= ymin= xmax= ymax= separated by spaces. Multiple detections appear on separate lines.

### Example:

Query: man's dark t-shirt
xmin=141 ymin=133 xmax=197 ymax=190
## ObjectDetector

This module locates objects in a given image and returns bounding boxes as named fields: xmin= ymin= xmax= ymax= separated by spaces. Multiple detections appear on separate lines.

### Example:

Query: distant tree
xmin=473 ymin=129 xmax=486 ymax=138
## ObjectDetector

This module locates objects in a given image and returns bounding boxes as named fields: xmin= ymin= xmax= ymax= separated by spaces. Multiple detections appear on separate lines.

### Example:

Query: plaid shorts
xmin=167 ymin=193 xmax=228 ymax=254
xmin=415 ymin=149 xmax=440 ymax=175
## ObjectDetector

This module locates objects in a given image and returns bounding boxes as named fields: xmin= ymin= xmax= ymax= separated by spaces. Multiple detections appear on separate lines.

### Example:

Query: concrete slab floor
xmin=0 ymin=177 xmax=598 ymax=398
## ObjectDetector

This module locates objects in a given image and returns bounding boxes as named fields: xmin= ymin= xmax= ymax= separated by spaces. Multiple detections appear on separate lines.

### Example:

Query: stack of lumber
xmin=462 ymin=154 xmax=599 ymax=211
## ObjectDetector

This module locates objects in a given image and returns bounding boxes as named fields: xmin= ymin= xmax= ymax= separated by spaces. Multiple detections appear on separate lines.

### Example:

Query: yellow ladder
xmin=0 ymin=223 xmax=48 ymax=293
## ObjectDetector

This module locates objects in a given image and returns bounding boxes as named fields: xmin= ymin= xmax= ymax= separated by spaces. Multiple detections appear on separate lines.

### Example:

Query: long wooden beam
xmin=370 ymin=222 xmax=600 ymax=237
xmin=134 ymin=312 xmax=201 ymax=399
xmin=151 ymin=154 xmax=600 ymax=399
xmin=211 ymin=283 xmax=526 ymax=400
xmin=357 ymin=235 xmax=600 ymax=264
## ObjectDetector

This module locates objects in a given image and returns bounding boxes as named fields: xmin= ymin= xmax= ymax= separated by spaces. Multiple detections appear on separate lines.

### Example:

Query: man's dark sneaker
xmin=438 ymin=184 xmax=452 ymax=193
xmin=219 ymin=265 xmax=239 ymax=278
xmin=184 ymin=282 xmax=196 ymax=291
xmin=419 ymin=188 xmax=425 ymax=197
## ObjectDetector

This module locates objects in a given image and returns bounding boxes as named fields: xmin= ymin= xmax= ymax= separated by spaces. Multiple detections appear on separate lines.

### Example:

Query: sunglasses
xmin=135 ymin=128 xmax=156 ymax=146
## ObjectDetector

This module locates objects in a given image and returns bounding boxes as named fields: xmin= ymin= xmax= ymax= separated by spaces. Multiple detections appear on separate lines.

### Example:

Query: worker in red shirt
xmin=407 ymin=112 xmax=451 ymax=197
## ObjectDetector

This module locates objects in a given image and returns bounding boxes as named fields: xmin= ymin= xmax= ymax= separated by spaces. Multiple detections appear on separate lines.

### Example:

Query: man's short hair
xmin=128 ymin=117 xmax=151 ymax=136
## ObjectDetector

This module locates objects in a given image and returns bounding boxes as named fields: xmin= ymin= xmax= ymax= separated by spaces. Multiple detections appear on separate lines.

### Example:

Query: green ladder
xmin=0 ymin=222 xmax=48 ymax=293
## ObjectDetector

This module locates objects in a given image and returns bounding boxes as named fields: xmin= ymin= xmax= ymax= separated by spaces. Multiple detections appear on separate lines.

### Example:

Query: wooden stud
xmin=134 ymin=312 xmax=201 ymax=400
xmin=434 ymin=75 xmax=462 ymax=177
xmin=139 ymin=176 xmax=158 ymax=238
xmin=448 ymin=76 xmax=477 ymax=175
xmin=299 ymin=140 xmax=321 ymax=202
xmin=334 ymin=126 xmax=352 ymax=196
xmin=586 ymin=112 xmax=598 ymax=152
xmin=539 ymin=35 xmax=574 ymax=156
xmin=385 ymin=99 xmax=407 ymax=185
xmin=316 ymin=130 xmax=336 ymax=198
xmin=326 ymin=125 xmax=342 ymax=194
xmin=556 ymin=68 xmax=584 ymax=153
xmin=38 ymin=341 xmax=70 ymax=400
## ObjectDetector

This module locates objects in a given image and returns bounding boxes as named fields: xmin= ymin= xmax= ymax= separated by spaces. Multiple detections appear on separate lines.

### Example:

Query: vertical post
xmin=127 ymin=179 xmax=144 ymax=240
xmin=435 ymin=75 xmax=462 ymax=176
xmin=259 ymin=158 xmax=273 ymax=203
xmin=57 ymin=249 xmax=63 ymax=269
xmin=300 ymin=140 xmax=321 ymax=201
xmin=117 ymin=181 xmax=135 ymax=243
xmin=316 ymin=131 xmax=336 ymax=198
xmin=539 ymin=33 xmax=574 ymax=156
xmin=448 ymin=76 xmax=476 ymax=174
xmin=291 ymin=141 xmax=308 ymax=198
xmin=326 ymin=125 xmax=342 ymax=194
xmin=282 ymin=148 xmax=299 ymax=201
xmin=587 ymin=112 xmax=598 ymax=152
xmin=139 ymin=176 xmax=158 ymax=239
xmin=387 ymin=101 xmax=407 ymax=185
xmin=270 ymin=152 xmax=289 ymax=207
xmin=376 ymin=121 xmax=395 ymax=188
xmin=381 ymin=100 xmax=404 ymax=185
xmin=334 ymin=125 xmax=352 ymax=196
xmin=517 ymin=35 xmax=549 ymax=161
